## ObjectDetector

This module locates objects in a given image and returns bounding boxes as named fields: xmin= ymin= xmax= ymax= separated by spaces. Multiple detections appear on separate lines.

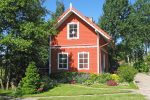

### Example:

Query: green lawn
xmin=39 ymin=94 xmax=145 ymax=100
xmin=0 ymin=84 xmax=145 ymax=100
xmin=0 ymin=89 xmax=13 ymax=96
xmin=23 ymin=84 xmax=131 ymax=97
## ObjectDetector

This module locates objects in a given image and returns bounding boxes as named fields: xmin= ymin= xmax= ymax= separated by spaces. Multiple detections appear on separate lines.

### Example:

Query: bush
xmin=117 ymin=66 xmax=137 ymax=82
xmin=98 ymin=73 xmax=112 ymax=83
xmin=75 ymin=73 xmax=90 ymax=84
xmin=107 ymin=80 xmax=118 ymax=86
xmin=89 ymin=74 xmax=99 ymax=83
xmin=84 ymin=79 xmax=93 ymax=86
xmin=20 ymin=62 xmax=40 ymax=94
xmin=51 ymin=72 xmax=90 ymax=84
xmin=134 ymin=61 xmax=149 ymax=72
xmin=111 ymin=74 xmax=120 ymax=82
xmin=39 ymin=76 xmax=57 ymax=92
xmin=51 ymin=72 xmax=78 ymax=83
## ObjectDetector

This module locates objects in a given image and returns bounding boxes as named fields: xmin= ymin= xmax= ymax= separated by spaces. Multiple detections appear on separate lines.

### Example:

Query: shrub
xmin=117 ymin=66 xmax=137 ymax=82
xmin=111 ymin=74 xmax=120 ymax=82
xmin=75 ymin=73 xmax=90 ymax=83
xmin=51 ymin=72 xmax=78 ymax=83
xmin=20 ymin=62 xmax=40 ymax=94
xmin=107 ymin=80 xmax=118 ymax=86
xmin=84 ymin=79 xmax=93 ymax=86
xmin=39 ymin=76 xmax=57 ymax=92
xmin=51 ymin=72 xmax=90 ymax=84
xmin=134 ymin=61 xmax=149 ymax=72
xmin=98 ymin=73 xmax=112 ymax=83
xmin=89 ymin=74 xmax=99 ymax=83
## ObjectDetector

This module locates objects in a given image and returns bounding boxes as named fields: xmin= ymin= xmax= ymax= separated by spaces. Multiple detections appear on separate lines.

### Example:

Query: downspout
xmin=49 ymin=35 xmax=51 ymax=75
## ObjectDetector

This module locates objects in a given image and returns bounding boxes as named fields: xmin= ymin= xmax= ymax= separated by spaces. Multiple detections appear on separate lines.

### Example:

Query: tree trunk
xmin=6 ymin=73 xmax=10 ymax=90
xmin=0 ymin=78 xmax=4 ymax=89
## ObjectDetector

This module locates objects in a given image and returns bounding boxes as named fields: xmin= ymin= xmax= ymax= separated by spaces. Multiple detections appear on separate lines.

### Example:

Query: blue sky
xmin=43 ymin=0 xmax=136 ymax=23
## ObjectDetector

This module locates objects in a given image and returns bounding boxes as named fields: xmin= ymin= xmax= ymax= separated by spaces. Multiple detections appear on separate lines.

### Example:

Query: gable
xmin=56 ymin=7 xmax=112 ymax=41
xmin=54 ymin=13 xmax=98 ymax=46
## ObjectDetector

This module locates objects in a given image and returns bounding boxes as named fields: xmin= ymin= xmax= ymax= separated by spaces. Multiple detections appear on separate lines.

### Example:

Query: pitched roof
xmin=56 ymin=6 xmax=112 ymax=40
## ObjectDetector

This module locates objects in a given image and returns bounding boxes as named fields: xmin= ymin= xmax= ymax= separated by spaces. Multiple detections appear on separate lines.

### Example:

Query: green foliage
xmin=51 ymin=72 xmax=89 ymax=83
xmin=39 ymin=76 xmax=57 ymax=91
xmin=111 ymin=74 xmax=120 ymax=82
xmin=20 ymin=62 xmax=40 ymax=94
xmin=117 ymin=66 xmax=137 ymax=82
xmin=0 ymin=0 xmax=57 ymax=89
xmin=98 ymin=73 xmax=112 ymax=83
xmin=52 ymin=0 xmax=65 ymax=20
xmin=133 ymin=61 xmax=149 ymax=72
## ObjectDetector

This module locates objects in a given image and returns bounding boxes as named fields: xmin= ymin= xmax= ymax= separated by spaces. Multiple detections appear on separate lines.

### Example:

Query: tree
xmin=0 ymin=0 xmax=56 ymax=89
xmin=51 ymin=0 xmax=65 ymax=20
xmin=20 ymin=62 xmax=40 ymax=94
xmin=121 ymin=0 xmax=150 ymax=64
xmin=99 ymin=0 xmax=130 ymax=67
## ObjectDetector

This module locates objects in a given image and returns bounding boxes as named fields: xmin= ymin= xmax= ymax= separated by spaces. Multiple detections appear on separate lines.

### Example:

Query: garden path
xmin=135 ymin=73 xmax=150 ymax=100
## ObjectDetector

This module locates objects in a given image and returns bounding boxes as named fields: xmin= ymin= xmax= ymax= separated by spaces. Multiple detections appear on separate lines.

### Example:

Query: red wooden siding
xmin=51 ymin=48 xmax=98 ymax=74
xmin=51 ymin=13 xmax=97 ymax=46
xmin=50 ymin=8 xmax=111 ymax=74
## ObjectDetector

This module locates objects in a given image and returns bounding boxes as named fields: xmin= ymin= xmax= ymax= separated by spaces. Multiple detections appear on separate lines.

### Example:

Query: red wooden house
xmin=49 ymin=5 xmax=112 ymax=74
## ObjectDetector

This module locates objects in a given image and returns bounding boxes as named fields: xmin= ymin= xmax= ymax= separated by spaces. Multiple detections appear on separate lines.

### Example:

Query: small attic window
xmin=67 ymin=22 xmax=79 ymax=39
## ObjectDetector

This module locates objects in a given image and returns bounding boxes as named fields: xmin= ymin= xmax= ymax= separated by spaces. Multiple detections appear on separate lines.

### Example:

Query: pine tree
xmin=52 ymin=0 xmax=65 ymax=20
xmin=99 ymin=0 xmax=130 ymax=66
xmin=21 ymin=62 xmax=40 ymax=94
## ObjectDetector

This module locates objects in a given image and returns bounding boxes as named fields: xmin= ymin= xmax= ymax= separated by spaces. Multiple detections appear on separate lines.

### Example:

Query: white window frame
xmin=67 ymin=22 xmax=79 ymax=39
xmin=78 ymin=52 xmax=89 ymax=70
xmin=58 ymin=52 xmax=68 ymax=70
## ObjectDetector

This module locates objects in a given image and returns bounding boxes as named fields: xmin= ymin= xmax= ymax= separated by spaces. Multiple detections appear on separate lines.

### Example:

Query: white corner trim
xmin=78 ymin=52 xmax=89 ymax=70
xmin=67 ymin=22 xmax=79 ymax=40
xmin=97 ymin=33 xmax=100 ymax=74
xmin=57 ymin=52 xmax=69 ymax=70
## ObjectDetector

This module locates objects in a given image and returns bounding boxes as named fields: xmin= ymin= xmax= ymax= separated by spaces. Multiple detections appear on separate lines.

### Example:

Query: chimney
xmin=86 ymin=17 xmax=94 ymax=22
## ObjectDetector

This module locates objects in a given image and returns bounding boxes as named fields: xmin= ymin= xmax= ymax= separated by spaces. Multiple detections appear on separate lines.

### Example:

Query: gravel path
xmin=134 ymin=73 xmax=150 ymax=100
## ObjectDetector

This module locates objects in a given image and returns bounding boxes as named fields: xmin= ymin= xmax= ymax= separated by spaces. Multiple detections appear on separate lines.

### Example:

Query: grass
xmin=0 ymin=83 xmax=145 ymax=100
xmin=0 ymin=89 xmax=13 ymax=96
xmin=23 ymin=84 xmax=131 ymax=97
xmin=39 ymin=94 xmax=145 ymax=100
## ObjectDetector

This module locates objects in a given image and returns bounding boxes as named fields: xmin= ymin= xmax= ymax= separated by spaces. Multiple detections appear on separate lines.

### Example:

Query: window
xmin=67 ymin=22 xmax=79 ymax=39
xmin=58 ymin=53 xmax=68 ymax=69
xmin=78 ymin=52 xmax=89 ymax=69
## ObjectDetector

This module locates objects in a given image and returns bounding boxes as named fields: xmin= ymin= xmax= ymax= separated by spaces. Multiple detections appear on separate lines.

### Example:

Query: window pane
xmin=79 ymin=64 xmax=83 ymax=68
xmin=84 ymin=64 xmax=88 ymax=68
xmin=62 ymin=59 xmax=67 ymax=63
xmin=79 ymin=59 xmax=84 ymax=63
xmin=79 ymin=54 xmax=83 ymax=58
xmin=74 ymin=24 xmax=77 ymax=28
xmin=70 ymin=24 xmax=74 ymax=28
xmin=63 ymin=64 xmax=67 ymax=68
xmin=59 ymin=59 xmax=63 ymax=63
xmin=59 ymin=54 xmax=63 ymax=58
xmin=62 ymin=54 xmax=67 ymax=58
xmin=84 ymin=54 xmax=88 ymax=58
xmin=84 ymin=59 xmax=88 ymax=63
xmin=59 ymin=64 xmax=63 ymax=68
